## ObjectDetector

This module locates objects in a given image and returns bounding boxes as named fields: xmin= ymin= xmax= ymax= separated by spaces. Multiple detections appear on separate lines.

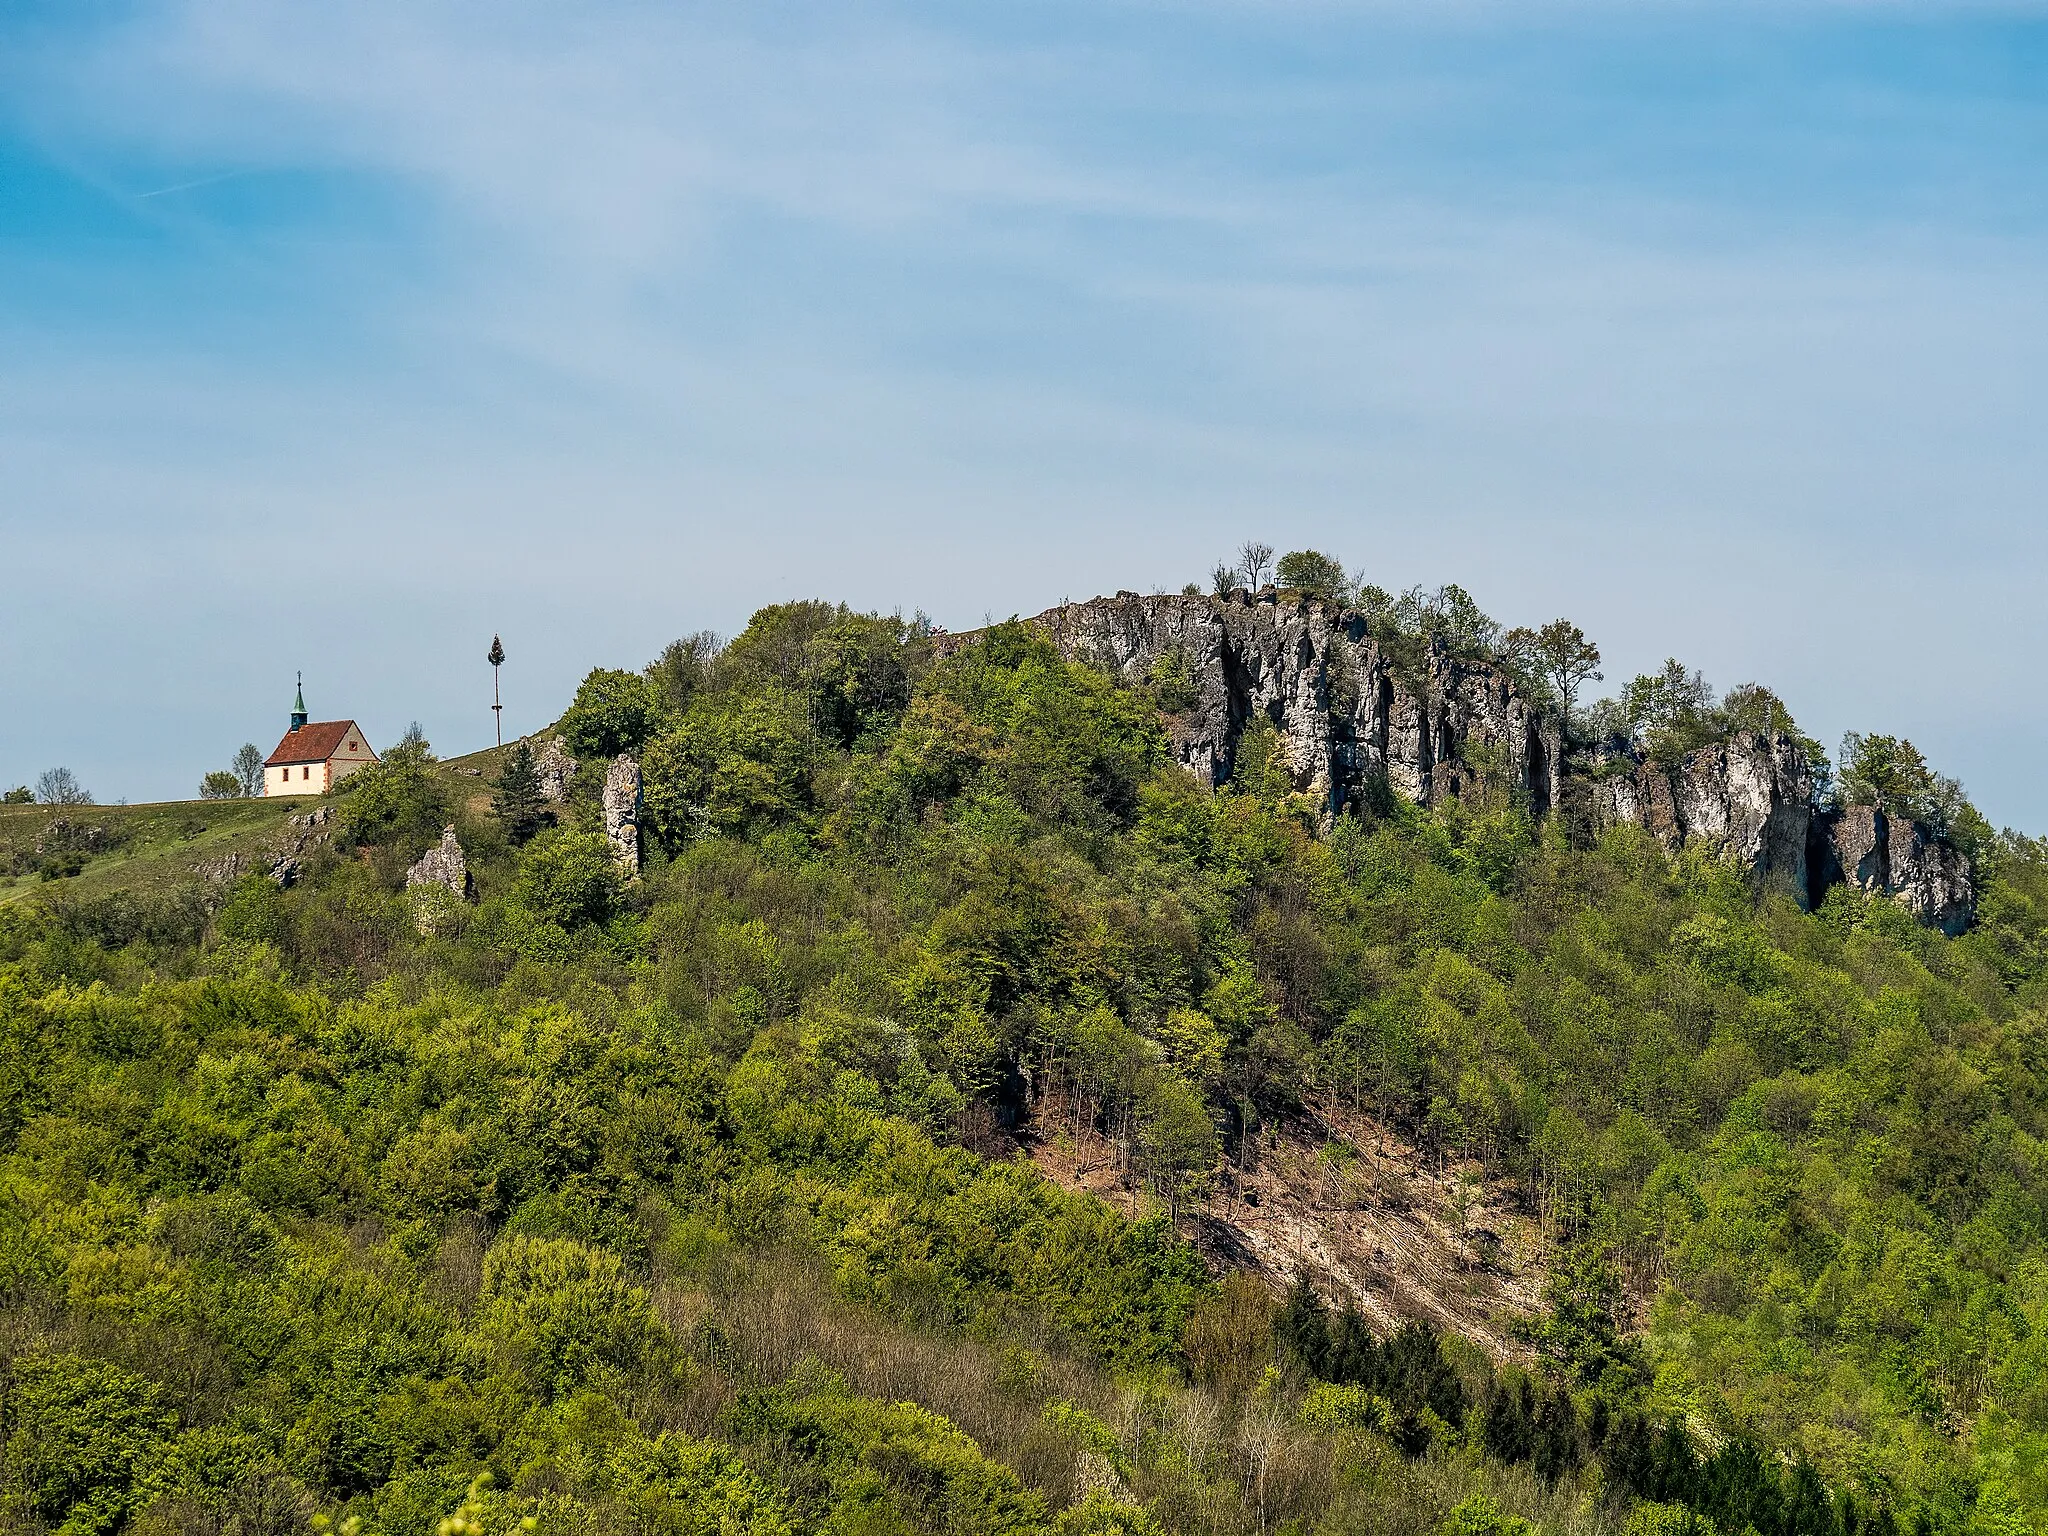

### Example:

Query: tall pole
xmin=488 ymin=635 xmax=506 ymax=746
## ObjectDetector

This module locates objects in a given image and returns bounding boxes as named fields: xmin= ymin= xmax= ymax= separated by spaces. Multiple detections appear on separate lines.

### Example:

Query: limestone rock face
xmin=405 ymin=825 xmax=474 ymax=934
xmin=534 ymin=737 xmax=577 ymax=804
xmin=1810 ymin=805 xmax=1975 ymax=936
xmin=406 ymin=825 xmax=472 ymax=899
xmin=1584 ymin=735 xmax=1814 ymax=899
xmin=195 ymin=852 xmax=248 ymax=887
xmin=1582 ymin=745 xmax=1976 ymax=929
xmin=268 ymin=805 xmax=334 ymax=888
xmin=603 ymin=755 xmax=641 ymax=874
xmin=1031 ymin=590 xmax=1564 ymax=820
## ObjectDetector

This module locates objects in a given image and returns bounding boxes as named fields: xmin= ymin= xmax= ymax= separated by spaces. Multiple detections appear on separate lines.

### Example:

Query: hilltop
xmin=1 ymin=575 xmax=2044 ymax=1536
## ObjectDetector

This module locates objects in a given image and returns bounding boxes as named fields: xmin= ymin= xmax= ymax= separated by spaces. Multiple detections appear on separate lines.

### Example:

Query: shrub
xmin=214 ymin=873 xmax=288 ymax=946
xmin=641 ymin=692 xmax=812 ymax=851
xmin=1301 ymin=1382 xmax=1392 ymax=1434
xmin=516 ymin=830 xmax=625 ymax=929
xmin=716 ymin=599 xmax=846 ymax=691
xmin=1184 ymin=1271 xmax=1278 ymax=1400
xmin=337 ymin=730 xmax=447 ymax=855
xmin=1054 ymin=1492 xmax=1169 ymax=1535
xmin=1625 ymin=1502 xmax=1722 ymax=1536
xmin=729 ymin=1375 xmax=1048 ymax=1535
xmin=1276 ymin=549 xmax=1348 ymax=602
xmin=2 ymin=1354 xmax=178 ymax=1529
xmin=806 ymin=615 xmax=912 ymax=747
xmin=1439 ymin=1494 xmax=1535 ymax=1536
xmin=476 ymin=1234 xmax=661 ymax=1395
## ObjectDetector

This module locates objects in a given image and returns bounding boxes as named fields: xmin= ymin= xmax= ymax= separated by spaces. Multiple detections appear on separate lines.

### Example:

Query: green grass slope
xmin=0 ymin=797 xmax=302 ymax=907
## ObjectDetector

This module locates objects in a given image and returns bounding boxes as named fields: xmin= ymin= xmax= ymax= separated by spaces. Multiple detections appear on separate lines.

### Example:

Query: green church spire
xmin=291 ymin=672 xmax=308 ymax=732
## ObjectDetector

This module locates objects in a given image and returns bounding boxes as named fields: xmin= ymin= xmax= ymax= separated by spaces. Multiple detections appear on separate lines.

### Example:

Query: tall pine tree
xmin=491 ymin=741 xmax=549 ymax=845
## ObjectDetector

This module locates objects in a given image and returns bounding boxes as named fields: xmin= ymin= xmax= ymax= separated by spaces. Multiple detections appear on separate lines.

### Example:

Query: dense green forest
xmin=5 ymin=586 xmax=2048 ymax=1536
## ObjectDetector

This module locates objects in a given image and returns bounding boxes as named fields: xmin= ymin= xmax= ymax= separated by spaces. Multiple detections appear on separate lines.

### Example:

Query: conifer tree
xmin=491 ymin=740 xmax=549 ymax=845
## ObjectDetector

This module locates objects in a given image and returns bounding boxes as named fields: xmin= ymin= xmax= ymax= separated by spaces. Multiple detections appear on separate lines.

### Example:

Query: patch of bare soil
xmin=1023 ymin=1096 xmax=1549 ymax=1360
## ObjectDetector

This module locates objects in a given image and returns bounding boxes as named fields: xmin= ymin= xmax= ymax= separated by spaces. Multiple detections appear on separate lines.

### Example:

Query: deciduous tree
xmin=35 ymin=767 xmax=91 ymax=805
xmin=232 ymin=742 xmax=264 ymax=796
xmin=1275 ymin=549 xmax=1347 ymax=602
xmin=560 ymin=668 xmax=663 ymax=759
xmin=1237 ymin=540 xmax=1275 ymax=590
xmin=1503 ymin=619 xmax=1603 ymax=720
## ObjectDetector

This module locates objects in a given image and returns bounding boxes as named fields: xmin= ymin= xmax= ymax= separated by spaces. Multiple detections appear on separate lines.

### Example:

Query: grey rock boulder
xmin=268 ymin=805 xmax=335 ymax=888
xmin=603 ymin=755 xmax=641 ymax=874
xmin=405 ymin=825 xmax=474 ymax=934
xmin=195 ymin=851 xmax=248 ymax=887
xmin=405 ymin=825 xmax=473 ymax=900
xmin=35 ymin=819 xmax=112 ymax=857
xmin=534 ymin=737 xmax=578 ymax=804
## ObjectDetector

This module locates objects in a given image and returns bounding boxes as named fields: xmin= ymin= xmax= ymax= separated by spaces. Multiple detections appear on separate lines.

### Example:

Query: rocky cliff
xmin=1023 ymin=590 xmax=1975 ymax=929
xmin=1033 ymin=589 xmax=1563 ymax=821
xmin=1579 ymin=744 xmax=1976 ymax=932
xmin=1581 ymin=736 xmax=1816 ymax=901
xmin=1810 ymin=804 xmax=1975 ymax=935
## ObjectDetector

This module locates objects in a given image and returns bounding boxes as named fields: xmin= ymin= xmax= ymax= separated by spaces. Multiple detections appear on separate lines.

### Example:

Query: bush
xmin=806 ymin=615 xmax=912 ymax=747
xmin=1054 ymin=1492 xmax=1169 ymax=1536
xmin=516 ymin=830 xmax=625 ymax=929
xmin=1276 ymin=549 xmax=1347 ymax=602
xmin=476 ymin=1234 xmax=661 ymax=1395
xmin=2 ymin=1354 xmax=178 ymax=1529
xmin=1625 ymin=1503 xmax=1722 ymax=1536
xmin=641 ymin=692 xmax=812 ymax=850
xmin=213 ymin=874 xmax=288 ymax=946
xmin=337 ymin=730 xmax=448 ymax=855
xmin=716 ymin=599 xmax=846 ymax=691
xmin=931 ymin=623 xmax=1164 ymax=827
xmin=729 ymin=1374 xmax=1048 ymax=1535
xmin=198 ymin=770 xmax=243 ymax=799
xmin=1301 ymin=1382 xmax=1393 ymax=1434
xmin=1439 ymin=1495 xmax=1535 ymax=1536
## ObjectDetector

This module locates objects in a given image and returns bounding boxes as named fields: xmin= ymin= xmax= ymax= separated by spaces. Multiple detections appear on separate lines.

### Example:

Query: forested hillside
xmin=5 ymin=581 xmax=2048 ymax=1536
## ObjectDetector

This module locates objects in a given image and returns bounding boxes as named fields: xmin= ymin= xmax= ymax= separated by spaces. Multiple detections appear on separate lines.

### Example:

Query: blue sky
xmin=2 ymin=1 xmax=2045 ymax=823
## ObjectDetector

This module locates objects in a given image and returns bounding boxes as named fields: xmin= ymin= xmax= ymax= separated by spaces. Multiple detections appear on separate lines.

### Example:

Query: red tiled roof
xmin=265 ymin=720 xmax=365 ymax=767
